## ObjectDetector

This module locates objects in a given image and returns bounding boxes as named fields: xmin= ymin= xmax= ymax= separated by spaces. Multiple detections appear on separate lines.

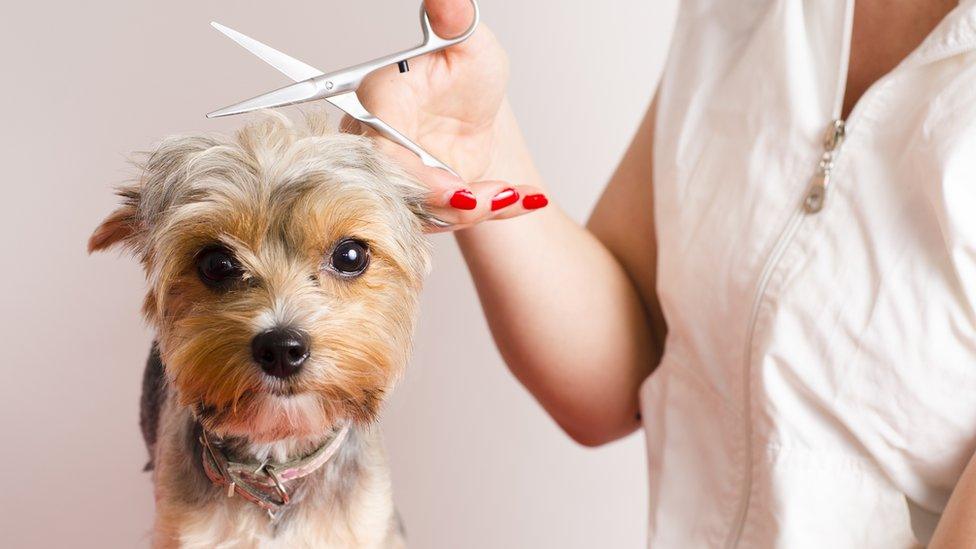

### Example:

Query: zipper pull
xmin=804 ymin=119 xmax=845 ymax=214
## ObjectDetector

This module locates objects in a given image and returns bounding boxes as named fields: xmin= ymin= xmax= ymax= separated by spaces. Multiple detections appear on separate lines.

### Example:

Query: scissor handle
xmin=299 ymin=0 xmax=481 ymax=101
xmin=418 ymin=0 xmax=481 ymax=51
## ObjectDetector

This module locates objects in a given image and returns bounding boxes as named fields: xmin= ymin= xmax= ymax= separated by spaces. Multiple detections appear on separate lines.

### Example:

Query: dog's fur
xmin=90 ymin=111 xmax=431 ymax=548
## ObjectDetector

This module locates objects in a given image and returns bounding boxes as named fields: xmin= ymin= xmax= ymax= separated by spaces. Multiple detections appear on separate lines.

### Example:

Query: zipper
xmin=725 ymin=1 xmax=857 ymax=545
xmin=724 ymin=117 xmax=846 ymax=548
xmin=803 ymin=120 xmax=846 ymax=213
xmin=722 ymin=184 xmax=805 ymax=549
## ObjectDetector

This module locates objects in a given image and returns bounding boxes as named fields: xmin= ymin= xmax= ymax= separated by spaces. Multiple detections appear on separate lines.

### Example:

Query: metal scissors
xmin=207 ymin=0 xmax=480 ymax=183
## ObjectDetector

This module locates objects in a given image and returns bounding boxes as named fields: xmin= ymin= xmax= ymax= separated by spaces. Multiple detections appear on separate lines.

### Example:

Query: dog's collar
xmin=199 ymin=422 xmax=351 ymax=520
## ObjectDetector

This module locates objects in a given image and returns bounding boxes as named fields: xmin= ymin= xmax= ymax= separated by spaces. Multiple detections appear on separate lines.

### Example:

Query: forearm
xmin=347 ymin=1 xmax=658 ymax=444
xmin=455 ymin=101 xmax=656 ymax=446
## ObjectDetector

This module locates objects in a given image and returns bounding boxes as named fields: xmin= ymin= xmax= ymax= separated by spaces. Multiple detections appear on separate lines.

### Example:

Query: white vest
xmin=643 ymin=1 xmax=976 ymax=546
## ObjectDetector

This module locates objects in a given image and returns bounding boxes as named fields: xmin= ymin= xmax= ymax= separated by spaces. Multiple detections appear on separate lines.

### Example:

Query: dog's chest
xmin=153 ymin=409 xmax=402 ymax=548
xmin=174 ymin=500 xmax=400 ymax=549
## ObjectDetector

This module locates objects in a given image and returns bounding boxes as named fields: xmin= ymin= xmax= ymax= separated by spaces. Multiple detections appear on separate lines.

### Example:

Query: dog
xmin=89 ymin=111 xmax=432 ymax=548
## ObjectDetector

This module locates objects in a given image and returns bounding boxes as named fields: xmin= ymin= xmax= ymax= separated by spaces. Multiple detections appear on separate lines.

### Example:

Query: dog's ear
xmin=384 ymin=168 xmax=437 ymax=230
xmin=88 ymin=134 xmax=223 ymax=255
xmin=403 ymin=193 xmax=439 ymax=229
xmin=393 ymin=183 xmax=434 ymax=278
xmin=88 ymin=186 xmax=141 ymax=254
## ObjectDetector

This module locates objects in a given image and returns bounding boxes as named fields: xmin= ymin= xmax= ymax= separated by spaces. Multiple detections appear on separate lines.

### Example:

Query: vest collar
xmin=905 ymin=0 xmax=976 ymax=67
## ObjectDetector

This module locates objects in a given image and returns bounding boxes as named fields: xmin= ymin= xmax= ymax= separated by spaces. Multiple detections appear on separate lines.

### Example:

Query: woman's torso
xmin=644 ymin=0 xmax=976 ymax=546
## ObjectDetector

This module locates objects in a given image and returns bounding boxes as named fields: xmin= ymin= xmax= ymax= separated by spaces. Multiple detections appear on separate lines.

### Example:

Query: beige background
xmin=0 ymin=1 xmax=675 ymax=547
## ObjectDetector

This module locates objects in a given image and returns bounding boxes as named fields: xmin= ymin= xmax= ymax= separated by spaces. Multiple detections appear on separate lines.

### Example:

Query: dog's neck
xmin=156 ymin=403 xmax=401 ymax=545
xmin=208 ymin=424 xmax=348 ymax=464
xmin=149 ymin=362 xmax=401 ymax=544
xmin=196 ymin=418 xmax=354 ymax=520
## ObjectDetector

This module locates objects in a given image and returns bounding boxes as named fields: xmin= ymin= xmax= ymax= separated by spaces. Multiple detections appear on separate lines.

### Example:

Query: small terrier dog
xmin=90 ymin=111 xmax=431 ymax=548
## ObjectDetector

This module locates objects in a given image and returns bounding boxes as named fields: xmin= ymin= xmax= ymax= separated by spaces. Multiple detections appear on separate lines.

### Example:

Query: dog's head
xmin=90 ymin=112 xmax=431 ymax=442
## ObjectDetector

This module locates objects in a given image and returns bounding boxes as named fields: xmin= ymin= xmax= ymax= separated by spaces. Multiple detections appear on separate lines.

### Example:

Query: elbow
xmin=558 ymin=414 xmax=641 ymax=448
xmin=568 ymin=430 xmax=617 ymax=448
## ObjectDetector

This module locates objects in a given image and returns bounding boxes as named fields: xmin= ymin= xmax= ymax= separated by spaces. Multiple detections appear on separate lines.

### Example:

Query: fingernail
xmin=449 ymin=189 xmax=477 ymax=210
xmin=490 ymin=188 xmax=519 ymax=211
xmin=522 ymin=193 xmax=548 ymax=210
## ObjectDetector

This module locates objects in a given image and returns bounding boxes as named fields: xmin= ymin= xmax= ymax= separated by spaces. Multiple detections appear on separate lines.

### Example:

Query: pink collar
xmin=200 ymin=422 xmax=351 ymax=520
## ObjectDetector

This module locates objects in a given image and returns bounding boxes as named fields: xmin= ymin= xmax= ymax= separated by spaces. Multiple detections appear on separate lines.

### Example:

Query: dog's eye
xmin=196 ymin=247 xmax=243 ymax=288
xmin=329 ymin=239 xmax=370 ymax=277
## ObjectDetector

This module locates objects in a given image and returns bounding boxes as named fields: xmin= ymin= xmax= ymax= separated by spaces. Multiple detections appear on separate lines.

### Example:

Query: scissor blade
xmin=209 ymin=22 xmax=323 ymax=82
xmin=207 ymin=79 xmax=323 ymax=118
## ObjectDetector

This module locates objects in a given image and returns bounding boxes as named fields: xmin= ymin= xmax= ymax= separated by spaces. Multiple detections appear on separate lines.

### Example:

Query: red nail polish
xmin=449 ymin=190 xmax=477 ymax=210
xmin=522 ymin=193 xmax=548 ymax=210
xmin=490 ymin=188 xmax=519 ymax=211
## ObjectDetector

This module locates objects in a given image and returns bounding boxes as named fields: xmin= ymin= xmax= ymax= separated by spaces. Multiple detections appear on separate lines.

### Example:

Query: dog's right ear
xmin=88 ymin=187 xmax=141 ymax=254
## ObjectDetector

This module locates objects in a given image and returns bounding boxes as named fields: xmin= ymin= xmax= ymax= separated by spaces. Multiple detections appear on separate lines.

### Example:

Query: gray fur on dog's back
xmin=141 ymin=343 xmax=166 ymax=471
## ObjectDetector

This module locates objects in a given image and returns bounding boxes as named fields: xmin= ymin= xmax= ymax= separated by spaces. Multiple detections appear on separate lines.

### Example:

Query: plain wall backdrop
xmin=0 ymin=1 xmax=676 ymax=547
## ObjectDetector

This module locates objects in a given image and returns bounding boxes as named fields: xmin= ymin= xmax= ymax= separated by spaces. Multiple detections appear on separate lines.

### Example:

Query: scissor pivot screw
xmin=325 ymin=81 xmax=334 ymax=90
xmin=398 ymin=60 xmax=410 ymax=73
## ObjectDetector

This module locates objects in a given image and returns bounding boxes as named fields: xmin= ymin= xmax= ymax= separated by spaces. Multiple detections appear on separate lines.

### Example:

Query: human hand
xmin=342 ymin=0 xmax=548 ymax=231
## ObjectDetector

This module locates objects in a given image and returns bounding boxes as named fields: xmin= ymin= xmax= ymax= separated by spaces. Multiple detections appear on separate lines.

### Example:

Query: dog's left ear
xmin=403 ymin=194 xmax=439 ymax=230
xmin=88 ymin=187 xmax=141 ymax=254
xmin=388 ymin=175 xmax=436 ymax=231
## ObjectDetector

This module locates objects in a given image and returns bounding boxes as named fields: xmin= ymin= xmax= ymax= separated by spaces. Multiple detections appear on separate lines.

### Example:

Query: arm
xmin=351 ymin=0 xmax=665 ymax=446
xmin=456 ymin=98 xmax=663 ymax=446
xmin=930 ymin=450 xmax=976 ymax=548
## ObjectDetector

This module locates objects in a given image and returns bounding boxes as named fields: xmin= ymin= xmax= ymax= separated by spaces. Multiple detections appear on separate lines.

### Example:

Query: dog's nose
xmin=251 ymin=328 xmax=310 ymax=379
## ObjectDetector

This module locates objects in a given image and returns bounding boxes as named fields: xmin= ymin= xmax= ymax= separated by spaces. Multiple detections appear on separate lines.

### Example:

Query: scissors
xmin=207 ymin=0 xmax=480 ymax=185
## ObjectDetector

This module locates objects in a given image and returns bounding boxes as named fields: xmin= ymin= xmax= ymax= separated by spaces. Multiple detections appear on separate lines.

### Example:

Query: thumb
xmin=424 ymin=0 xmax=476 ymax=38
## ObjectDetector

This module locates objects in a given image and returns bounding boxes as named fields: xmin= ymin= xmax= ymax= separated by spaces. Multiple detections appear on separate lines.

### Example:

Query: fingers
xmin=424 ymin=0 xmax=476 ymax=38
xmin=352 ymin=128 xmax=547 ymax=232
xmin=423 ymin=180 xmax=549 ymax=231
xmin=486 ymin=185 xmax=550 ymax=220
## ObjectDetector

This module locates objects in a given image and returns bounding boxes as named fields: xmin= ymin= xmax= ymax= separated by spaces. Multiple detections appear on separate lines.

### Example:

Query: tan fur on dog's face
xmin=90 ymin=112 xmax=431 ymax=442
